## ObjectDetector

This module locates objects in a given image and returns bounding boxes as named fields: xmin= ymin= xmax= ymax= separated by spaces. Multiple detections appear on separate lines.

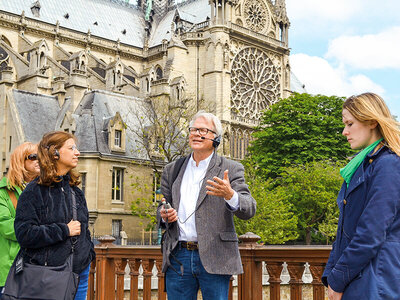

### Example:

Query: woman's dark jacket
xmin=14 ymin=175 xmax=95 ymax=274
xmin=322 ymin=146 xmax=400 ymax=299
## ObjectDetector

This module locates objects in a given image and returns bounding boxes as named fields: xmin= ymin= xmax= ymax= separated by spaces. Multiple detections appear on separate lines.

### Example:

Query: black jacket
xmin=14 ymin=175 xmax=95 ymax=274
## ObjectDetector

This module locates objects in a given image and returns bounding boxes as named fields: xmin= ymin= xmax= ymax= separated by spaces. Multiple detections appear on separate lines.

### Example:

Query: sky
xmin=286 ymin=0 xmax=400 ymax=117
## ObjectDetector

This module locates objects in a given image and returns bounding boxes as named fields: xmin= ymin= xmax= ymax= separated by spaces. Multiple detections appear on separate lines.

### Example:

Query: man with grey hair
xmin=158 ymin=111 xmax=256 ymax=300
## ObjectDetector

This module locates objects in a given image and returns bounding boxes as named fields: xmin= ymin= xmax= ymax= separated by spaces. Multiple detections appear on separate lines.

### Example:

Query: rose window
xmin=231 ymin=47 xmax=280 ymax=123
xmin=243 ymin=0 xmax=269 ymax=33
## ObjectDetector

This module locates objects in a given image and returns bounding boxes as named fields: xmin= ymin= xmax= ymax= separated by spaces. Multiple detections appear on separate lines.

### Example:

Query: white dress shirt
xmin=178 ymin=152 xmax=239 ymax=241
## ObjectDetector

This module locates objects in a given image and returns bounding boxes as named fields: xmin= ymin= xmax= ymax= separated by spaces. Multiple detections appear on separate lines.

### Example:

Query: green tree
xmin=130 ymin=174 xmax=158 ymax=231
xmin=275 ymin=161 xmax=343 ymax=245
xmin=249 ymin=93 xmax=353 ymax=178
xmin=235 ymin=163 xmax=299 ymax=244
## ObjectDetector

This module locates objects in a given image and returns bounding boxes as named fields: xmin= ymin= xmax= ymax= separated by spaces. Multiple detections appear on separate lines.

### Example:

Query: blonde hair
xmin=6 ymin=142 xmax=38 ymax=189
xmin=343 ymin=93 xmax=400 ymax=156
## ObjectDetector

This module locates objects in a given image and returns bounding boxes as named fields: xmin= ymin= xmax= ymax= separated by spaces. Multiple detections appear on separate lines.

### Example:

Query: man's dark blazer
xmin=158 ymin=153 xmax=256 ymax=275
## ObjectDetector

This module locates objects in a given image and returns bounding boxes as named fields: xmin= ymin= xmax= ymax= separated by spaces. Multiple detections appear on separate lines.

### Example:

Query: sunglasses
xmin=26 ymin=154 xmax=38 ymax=161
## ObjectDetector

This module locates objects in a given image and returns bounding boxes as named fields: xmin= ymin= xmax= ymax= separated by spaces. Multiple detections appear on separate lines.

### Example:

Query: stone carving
xmin=231 ymin=47 xmax=280 ymax=123
xmin=243 ymin=0 xmax=269 ymax=33
xmin=0 ymin=46 xmax=9 ymax=73
xmin=0 ymin=46 xmax=9 ymax=62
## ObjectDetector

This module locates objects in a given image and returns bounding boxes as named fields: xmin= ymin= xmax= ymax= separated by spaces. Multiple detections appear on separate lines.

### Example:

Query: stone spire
xmin=274 ymin=0 xmax=289 ymax=25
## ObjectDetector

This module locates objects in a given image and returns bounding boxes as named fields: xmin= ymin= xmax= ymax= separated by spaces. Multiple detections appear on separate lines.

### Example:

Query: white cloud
xmin=348 ymin=75 xmax=385 ymax=95
xmin=290 ymin=53 xmax=385 ymax=97
xmin=326 ymin=26 xmax=400 ymax=69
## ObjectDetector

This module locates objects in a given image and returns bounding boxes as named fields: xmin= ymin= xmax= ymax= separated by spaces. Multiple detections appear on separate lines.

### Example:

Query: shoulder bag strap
xmin=7 ymin=189 xmax=18 ymax=209
xmin=70 ymin=188 xmax=78 ymax=256
xmin=70 ymin=188 xmax=77 ymax=221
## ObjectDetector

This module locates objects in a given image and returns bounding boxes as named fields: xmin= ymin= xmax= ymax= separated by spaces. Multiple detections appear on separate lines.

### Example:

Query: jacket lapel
xmin=196 ymin=153 xmax=221 ymax=209
xmin=345 ymin=144 xmax=387 ymax=197
xmin=171 ymin=156 xmax=190 ymax=210
xmin=345 ymin=162 xmax=365 ymax=197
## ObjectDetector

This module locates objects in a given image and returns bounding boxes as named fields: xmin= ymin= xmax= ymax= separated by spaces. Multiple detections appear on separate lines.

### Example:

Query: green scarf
xmin=340 ymin=138 xmax=383 ymax=187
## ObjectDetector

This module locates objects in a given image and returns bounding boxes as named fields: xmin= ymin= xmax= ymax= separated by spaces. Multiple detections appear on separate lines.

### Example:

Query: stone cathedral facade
xmin=0 ymin=0 xmax=298 ymax=241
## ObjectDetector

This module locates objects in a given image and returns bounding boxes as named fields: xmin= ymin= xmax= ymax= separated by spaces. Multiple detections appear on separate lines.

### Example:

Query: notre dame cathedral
xmin=0 ymin=0 xmax=302 ymax=241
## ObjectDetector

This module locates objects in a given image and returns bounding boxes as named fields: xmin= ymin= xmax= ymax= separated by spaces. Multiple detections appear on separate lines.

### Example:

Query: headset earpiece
xmin=213 ymin=136 xmax=221 ymax=148
xmin=54 ymin=149 xmax=60 ymax=159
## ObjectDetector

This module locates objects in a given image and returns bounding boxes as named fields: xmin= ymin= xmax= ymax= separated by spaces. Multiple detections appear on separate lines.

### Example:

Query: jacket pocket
xmin=219 ymin=232 xmax=238 ymax=242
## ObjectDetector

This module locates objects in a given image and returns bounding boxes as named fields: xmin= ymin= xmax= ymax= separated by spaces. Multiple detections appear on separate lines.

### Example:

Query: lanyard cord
xmin=177 ymin=171 xmax=207 ymax=224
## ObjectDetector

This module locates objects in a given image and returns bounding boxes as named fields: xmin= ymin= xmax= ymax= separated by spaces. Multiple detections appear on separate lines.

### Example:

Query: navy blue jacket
xmin=322 ymin=146 xmax=400 ymax=299
xmin=14 ymin=175 xmax=95 ymax=274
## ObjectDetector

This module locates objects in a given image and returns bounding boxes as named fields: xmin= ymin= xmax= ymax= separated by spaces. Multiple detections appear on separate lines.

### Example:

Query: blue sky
xmin=286 ymin=0 xmax=400 ymax=117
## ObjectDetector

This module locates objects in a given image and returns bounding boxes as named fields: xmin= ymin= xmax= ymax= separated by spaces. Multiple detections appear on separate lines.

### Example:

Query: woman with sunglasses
xmin=0 ymin=142 xmax=40 ymax=298
xmin=14 ymin=132 xmax=95 ymax=300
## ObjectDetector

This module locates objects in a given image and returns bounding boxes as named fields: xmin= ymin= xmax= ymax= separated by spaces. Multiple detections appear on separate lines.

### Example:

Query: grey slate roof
xmin=1 ymin=0 xmax=146 ymax=48
xmin=176 ymin=0 xmax=209 ymax=24
xmin=149 ymin=10 xmax=175 ymax=47
xmin=12 ymin=89 xmax=60 ymax=142
xmin=290 ymin=71 xmax=307 ymax=94
xmin=74 ymin=90 xmax=150 ymax=159
xmin=149 ymin=0 xmax=210 ymax=47
xmin=11 ymin=88 xmax=150 ymax=160
xmin=2 ymin=0 xmax=211 ymax=48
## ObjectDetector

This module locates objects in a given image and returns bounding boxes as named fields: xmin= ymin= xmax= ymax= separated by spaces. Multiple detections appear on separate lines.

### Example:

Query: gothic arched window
xmin=156 ymin=67 xmax=163 ymax=80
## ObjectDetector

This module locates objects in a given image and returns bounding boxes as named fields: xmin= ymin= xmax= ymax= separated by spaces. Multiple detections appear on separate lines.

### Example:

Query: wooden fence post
xmin=309 ymin=263 xmax=326 ymax=300
xmin=95 ymin=235 xmax=116 ymax=300
xmin=238 ymin=232 xmax=262 ymax=300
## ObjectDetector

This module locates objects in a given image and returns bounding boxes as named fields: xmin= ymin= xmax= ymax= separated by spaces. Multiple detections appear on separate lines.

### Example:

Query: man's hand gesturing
xmin=206 ymin=170 xmax=235 ymax=200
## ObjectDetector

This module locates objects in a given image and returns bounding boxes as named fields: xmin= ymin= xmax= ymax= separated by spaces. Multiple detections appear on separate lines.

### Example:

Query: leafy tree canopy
xmin=248 ymin=93 xmax=353 ymax=178
xmin=235 ymin=162 xmax=298 ymax=244
xmin=275 ymin=161 xmax=343 ymax=245
xmin=239 ymin=160 xmax=342 ymax=245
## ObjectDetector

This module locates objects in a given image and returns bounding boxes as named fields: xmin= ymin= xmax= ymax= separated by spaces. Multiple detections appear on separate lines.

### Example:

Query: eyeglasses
xmin=26 ymin=154 xmax=38 ymax=161
xmin=188 ymin=127 xmax=216 ymax=136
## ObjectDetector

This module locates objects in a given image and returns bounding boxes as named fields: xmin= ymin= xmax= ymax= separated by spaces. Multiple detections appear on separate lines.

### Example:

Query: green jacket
xmin=0 ymin=176 xmax=22 ymax=286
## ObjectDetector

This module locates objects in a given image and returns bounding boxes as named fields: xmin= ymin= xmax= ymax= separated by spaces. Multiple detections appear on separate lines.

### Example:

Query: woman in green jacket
xmin=0 ymin=142 xmax=39 ymax=297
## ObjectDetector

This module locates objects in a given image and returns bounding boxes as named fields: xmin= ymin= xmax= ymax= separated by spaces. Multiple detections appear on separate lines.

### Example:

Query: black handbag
xmin=1 ymin=189 xmax=80 ymax=300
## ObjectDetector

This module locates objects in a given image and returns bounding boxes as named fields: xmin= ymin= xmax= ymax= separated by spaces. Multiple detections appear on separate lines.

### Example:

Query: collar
xmin=0 ymin=176 xmax=9 ymax=188
xmin=52 ymin=174 xmax=71 ymax=187
xmin=0 ymin=176 xmax=24 ymax=194
xmin=189 ymin=152 xmax=214 ymax=168
xmin=366 ymin=142 xmax=388 ymax=159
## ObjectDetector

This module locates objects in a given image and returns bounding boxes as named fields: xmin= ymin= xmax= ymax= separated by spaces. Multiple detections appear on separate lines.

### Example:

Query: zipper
xmin=45 ymin=249 xmax=48 ymax=266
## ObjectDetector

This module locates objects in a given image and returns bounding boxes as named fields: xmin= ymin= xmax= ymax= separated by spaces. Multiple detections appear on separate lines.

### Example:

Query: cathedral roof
xmin=74 ymin=90 xmax=149 ymax=159
xmin=149 ymin=9 xmax=174 ymax=47
xmin=2 ymin=0 xmax=212 ymax=48
xmin=1 ymin=0 xmax=146 ymax=48
xmin=10 ymin=88 xmax=151 ymax=159
xmin=149 ymin=0 xmax=210 ymax=47
xmin=290 ymin=71 xmax=307 ymax=94
xmin=175 ymin=0 xmax=210 ymax=24
xmin=11 ymin=89 xmax=60 ymax=142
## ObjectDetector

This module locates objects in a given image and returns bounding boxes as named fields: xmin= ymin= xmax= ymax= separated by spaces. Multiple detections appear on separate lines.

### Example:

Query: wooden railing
xmin=88 ymin=233 xmax=331 ymax=300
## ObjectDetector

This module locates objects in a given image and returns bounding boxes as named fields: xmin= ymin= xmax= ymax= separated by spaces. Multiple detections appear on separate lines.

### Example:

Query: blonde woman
xmin=322 ymin=93 xmax=400 ymax=300
xmin=0 ymin=142 xmax=40 ymax=297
